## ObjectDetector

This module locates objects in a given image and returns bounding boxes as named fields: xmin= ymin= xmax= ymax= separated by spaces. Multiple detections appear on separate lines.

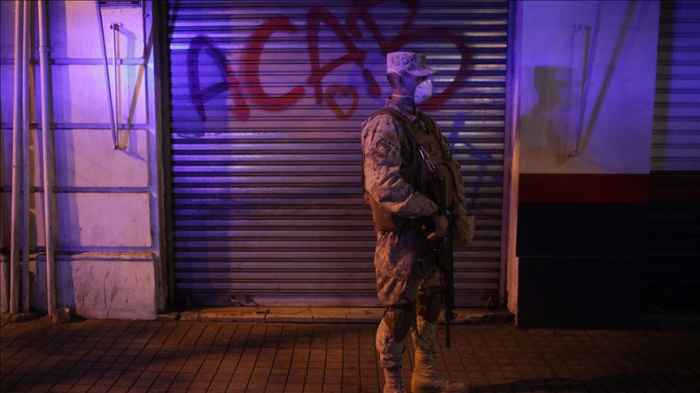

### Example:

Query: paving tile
xmin=2 ymin=319 xmax=699 ymax=392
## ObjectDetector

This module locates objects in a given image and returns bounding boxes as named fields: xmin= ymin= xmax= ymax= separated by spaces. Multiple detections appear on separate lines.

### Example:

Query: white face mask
xmin=393 ymin=73 xmax=433 ymax=105
xmin=412 ymin=78 xmax=433 ymax=105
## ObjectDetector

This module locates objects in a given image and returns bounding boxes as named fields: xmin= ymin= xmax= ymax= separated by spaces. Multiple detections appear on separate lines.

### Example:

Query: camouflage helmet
xmin=386 ymin=51 xmax=437 ymax=76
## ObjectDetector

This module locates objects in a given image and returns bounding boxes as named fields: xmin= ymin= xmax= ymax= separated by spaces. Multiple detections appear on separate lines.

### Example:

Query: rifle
xmin=419 ymin=146 xmax=456 ymax=348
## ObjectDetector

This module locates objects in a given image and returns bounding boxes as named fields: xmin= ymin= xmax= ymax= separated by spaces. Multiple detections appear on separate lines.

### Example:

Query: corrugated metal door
xmin=167 ymin=0 xmax=509 ymax=307
xmin=645 ymin=0 xmax=700 ymax=316
xmin=652 ymin=0 xmax=700 ymax=171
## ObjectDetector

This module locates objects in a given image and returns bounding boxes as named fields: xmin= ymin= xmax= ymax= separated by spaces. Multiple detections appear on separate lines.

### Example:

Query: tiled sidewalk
xmin=1 ymin=318 xmax=699 ymax=392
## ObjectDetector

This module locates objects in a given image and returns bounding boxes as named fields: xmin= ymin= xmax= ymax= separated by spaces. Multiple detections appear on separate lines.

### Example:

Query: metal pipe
xmin=21 ymin=0 xmax=31 ymax=313
xmin=38 ymin=0 xmax=56 ymax=319
xmin=570 ymin=0 xmax=603 ymax=157
xmin=111 ymin=23 xmax=120 ymax=149
xmin=95 ymin=0 xmax=118 ymax=150
xmin=9 ymin=0 xmax=23 ymax=314
xmin=569 ymin=24 xmax=589 ymax=158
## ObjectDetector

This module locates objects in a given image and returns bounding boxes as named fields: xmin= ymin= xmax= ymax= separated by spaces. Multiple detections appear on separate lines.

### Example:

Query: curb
xmin=0 ymin=311 xmax=41 ymax=324
xmin=171 ymin=307 xmax=513 ymax=324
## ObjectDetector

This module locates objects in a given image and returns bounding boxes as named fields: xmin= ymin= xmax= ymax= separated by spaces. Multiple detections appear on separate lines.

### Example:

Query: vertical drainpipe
xmin=38 ymin=0 xmax=56 ymax=319
xmin=9 ymin=0 xmax=24 ymax=314
xmin=112 ymin=23 xmax=120 ymax=149
xmin=21 ymin=0 xmax=31 ymax=313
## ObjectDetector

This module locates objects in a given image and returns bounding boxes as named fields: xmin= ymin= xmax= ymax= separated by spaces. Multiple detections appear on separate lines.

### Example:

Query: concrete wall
xmin=508 ymin=0 xmax=660 ymax=327
xmin=0 ymin=1 xmax=162 ymax=319
xmin=518 ymin=0 xmax=659 ymax=175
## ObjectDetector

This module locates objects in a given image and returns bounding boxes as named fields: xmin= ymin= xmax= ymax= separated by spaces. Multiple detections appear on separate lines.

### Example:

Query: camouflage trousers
xmin=373 ymin=227 xmax=441 ymax=305
xmin=373 ymin=228 xmax=443 ymax=369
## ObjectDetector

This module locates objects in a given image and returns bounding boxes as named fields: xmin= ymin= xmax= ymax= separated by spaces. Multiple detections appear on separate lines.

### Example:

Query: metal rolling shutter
xmin=645 ymin=0 xmax=700 ymax=317
xmin=167 ymin=0 xmax=508 ymax=307
xmin=652 ymin=0 xmax=700 ymax=171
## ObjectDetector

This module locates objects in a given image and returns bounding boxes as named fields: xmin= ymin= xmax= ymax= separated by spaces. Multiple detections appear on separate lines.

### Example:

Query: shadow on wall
xmin=473 ymin=373 xmax=692 ymax=392
xmin=120 ymin=18 xmax=154 ymax=155
xmin=55 ymin=1 xmax=76 ymax=315
xmin=25 ymin=2 xmax=77 ymax=315
xmin=29 ymin=255 xmax=76 ymax=315
xmin=519 ymin=66 xmax=576 ymax=168
xmin=518 ymin=0 xmax=651 ymax=173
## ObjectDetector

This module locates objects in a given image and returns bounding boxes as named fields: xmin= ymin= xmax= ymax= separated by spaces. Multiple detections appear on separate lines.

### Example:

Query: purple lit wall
xmin=3 ymin=0 xmax=689 ymax=324
xmin=518 ymin=0 xmax=659 ymax=175
xmin=510 ymin=1 xmax=661 ymax=328
xmin=0 ymin=1 xmax=162 ymax=318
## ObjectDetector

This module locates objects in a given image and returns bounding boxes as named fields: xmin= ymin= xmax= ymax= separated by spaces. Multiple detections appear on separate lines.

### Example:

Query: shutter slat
xmin=646 ymin=0 xmax=700 ymax=316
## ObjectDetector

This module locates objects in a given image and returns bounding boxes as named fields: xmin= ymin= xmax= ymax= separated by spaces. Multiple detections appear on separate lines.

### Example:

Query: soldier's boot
xmin=412 ymin=347 xmax=467 ymax=393
xmin=376 ymin=303 xmax=415 ymax=393
xmin=411 ymin=291 xmax=467 ymax=393
xmin=383 ymin=365 xmax=407 ymax=393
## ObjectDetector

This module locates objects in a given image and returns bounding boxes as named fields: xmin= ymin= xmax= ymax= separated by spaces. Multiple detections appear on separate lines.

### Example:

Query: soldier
xmin=361 ymin=52 xmax=472 ymax=393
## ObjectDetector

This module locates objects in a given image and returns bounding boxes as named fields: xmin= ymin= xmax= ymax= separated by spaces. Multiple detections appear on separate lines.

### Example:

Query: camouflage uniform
xmin=363 ymin=52 xmax=469 ymax=393
xmin=362 ymin=98 xmax=465 ymax=367
xmin=363 ymin=99 xmax=446 ymax=307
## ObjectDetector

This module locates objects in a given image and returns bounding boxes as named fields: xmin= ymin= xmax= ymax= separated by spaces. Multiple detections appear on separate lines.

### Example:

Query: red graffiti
xmin=346 ymin=0 xmax=468 ymax=106
xmin=326 ymin=85 xmax=359 ymax=119
xmin=185 ymin=1 xmax=469 ymax=124
xmin=306 ymin=6 xmax=380 ymax=104
xmin=240 ymin=17 xmax=305 ymax=109
xmin=346 ymin=0 xmax=420 ymax=53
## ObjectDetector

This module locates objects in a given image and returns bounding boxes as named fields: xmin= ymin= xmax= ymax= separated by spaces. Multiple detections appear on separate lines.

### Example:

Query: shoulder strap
xmin=417 ymin=112 xmax=451 ymax=158
xmin=379 ymin=108 xmax=441 ymax=177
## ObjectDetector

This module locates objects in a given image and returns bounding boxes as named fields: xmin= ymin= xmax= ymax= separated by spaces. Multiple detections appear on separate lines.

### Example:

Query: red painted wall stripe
xmin=519 ymin=174 xmax=649 ymax=204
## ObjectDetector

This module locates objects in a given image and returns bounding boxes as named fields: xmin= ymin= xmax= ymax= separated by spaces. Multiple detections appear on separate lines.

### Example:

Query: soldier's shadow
xmin=468 ymin=372 xmax=695 ymax=392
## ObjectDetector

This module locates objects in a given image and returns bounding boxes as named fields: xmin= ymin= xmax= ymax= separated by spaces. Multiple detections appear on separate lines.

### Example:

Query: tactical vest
xmin=362 ymin=107 xmax=456 ymax=231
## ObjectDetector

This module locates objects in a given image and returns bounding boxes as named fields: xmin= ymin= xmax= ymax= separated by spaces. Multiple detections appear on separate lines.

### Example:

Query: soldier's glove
xmin=426 ymin=212 xmax=448 ymax=240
